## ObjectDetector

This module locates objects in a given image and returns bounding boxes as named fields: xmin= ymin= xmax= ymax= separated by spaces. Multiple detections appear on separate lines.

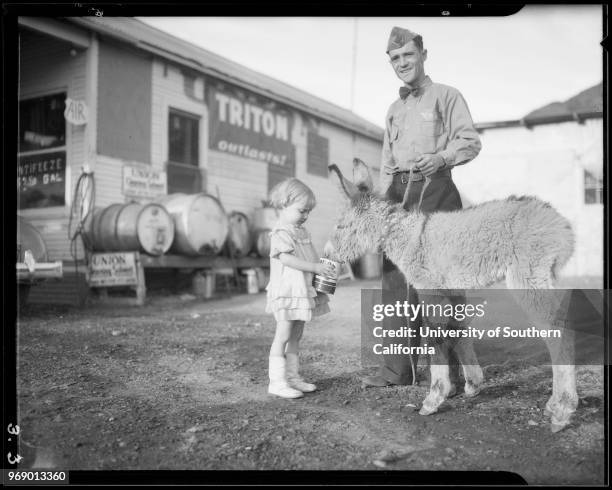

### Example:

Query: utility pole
xmin=350 ymin=18 xmax=358 ymax=111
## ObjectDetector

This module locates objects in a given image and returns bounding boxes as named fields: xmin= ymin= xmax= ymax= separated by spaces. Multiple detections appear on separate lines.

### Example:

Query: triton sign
xmin=208 ymin=82 xmax=296 ymax=168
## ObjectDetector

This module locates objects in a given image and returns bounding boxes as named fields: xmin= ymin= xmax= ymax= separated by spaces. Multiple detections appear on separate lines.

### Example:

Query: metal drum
xmin=92 ymin=204 xmax=123 ymax=252
xmin=227 ymin=211 xmax=253 ymax=258
xmin=86 ymin=202 xmax=174 ymax=256
xmin=313 ymin=258 xmax=341 ymax=295
xmin=158 ymin=193 xmax=229 ymax=256
xmin=253 ymin=207 xmax=278 ymax=231
xmin=254 ymin=229 xmax=271 ymax=258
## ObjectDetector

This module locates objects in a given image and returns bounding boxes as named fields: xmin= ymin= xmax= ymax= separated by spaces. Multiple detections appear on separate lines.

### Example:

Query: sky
xmin=138 ymin=5 xmax=603 ymax=128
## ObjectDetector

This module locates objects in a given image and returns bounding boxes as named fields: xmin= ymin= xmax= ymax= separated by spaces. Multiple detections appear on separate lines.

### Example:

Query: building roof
xmin=476 ymin=82 xmax=603 ymax=132
xmin=65 ymin=16 xmax=384 ymax=142
xmin=524 ymin=82 xmax=603 ymax=119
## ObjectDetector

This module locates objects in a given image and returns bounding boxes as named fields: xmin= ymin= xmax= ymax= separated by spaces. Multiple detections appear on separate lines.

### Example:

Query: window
xmin=167 ymin=109 xmax=203 ymax=193
xmin=169 ymin=109 xmax=199 ymax=166
xmin=584 ymin=169 xmax=603 ymax=204
xmin=306 ymin=131 xmax=329 ymax=177
xmin=18 ymin=93 xmax=67 ymax=209
xmin=19 ymin=93 xmax=66 ymax=153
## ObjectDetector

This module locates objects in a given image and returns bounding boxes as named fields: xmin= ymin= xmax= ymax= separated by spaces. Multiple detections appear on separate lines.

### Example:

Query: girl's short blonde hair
xmin=268 ymin=178 xmax=316 ymax=210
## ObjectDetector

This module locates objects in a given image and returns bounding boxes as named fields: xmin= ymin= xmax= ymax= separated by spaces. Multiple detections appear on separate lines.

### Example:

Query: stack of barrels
xmin=84 ymin=194 xmax=277 ymax=259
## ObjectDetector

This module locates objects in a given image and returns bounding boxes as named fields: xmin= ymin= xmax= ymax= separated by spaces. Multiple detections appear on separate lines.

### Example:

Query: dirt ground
xmin=15 ymin=278 xmax=605 ymax=484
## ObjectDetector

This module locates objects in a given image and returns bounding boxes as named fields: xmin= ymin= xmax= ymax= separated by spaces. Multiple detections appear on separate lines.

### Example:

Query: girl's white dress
xmin=265 ymin=224 xmax=330 ymax=322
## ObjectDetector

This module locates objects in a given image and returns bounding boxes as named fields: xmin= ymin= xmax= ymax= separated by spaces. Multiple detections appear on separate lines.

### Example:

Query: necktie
xmin=399 ymin=86 xmax=418 ymax=99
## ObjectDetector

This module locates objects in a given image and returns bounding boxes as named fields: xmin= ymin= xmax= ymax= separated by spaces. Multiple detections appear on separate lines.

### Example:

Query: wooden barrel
xmin=17 ymin=216 xmax=48 ymax=262
xmin=254 ymin=229 xmax=271 ymax=258
xmin=93 ymin=204 xmax=124 ymax=252
xmin=86 ymin=202 xmax=174 ymax=256
xmin=253 ymin=207 xmax=278 ymax=230
xmin=227 ymin=211 xmax=253 ymax=258
xmin=157 ymin=193 xmax=229 ymax=256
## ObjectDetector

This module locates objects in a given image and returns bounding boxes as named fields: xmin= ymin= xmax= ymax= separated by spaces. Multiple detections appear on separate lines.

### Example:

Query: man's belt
xmin=397 ymin=168 xmax=451 ymax=183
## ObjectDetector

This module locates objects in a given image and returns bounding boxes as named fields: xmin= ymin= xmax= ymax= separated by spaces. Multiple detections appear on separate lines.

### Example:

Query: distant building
xmin=454 ymin=83 xmax=603 ymax=278
xmin=17 ymin=17 xmax=383 ymax=304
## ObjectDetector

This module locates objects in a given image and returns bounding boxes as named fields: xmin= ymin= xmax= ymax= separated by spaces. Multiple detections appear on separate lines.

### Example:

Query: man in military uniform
xmin=363 ymin=26 xmax=482 ymax=388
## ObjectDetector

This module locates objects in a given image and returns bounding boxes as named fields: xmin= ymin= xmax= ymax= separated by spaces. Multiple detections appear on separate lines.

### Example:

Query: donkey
xmin=328 ymin=158 xmax=577 ymax=433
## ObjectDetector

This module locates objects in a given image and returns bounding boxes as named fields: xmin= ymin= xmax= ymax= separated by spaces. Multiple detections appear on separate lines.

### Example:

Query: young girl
xmin=265 ymin=178 xmax=335 ymax=399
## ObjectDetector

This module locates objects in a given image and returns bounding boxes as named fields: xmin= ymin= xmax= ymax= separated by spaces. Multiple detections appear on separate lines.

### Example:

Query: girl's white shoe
xmin=268 ymin=382 xmax=303 ymax=399
xmin=268 ymin=356 xmax=304 ymax=399
xmin=287 ymin=378 xmax=317 ymax=393
xmin=285 ymin=353 xmax=317 ymax=393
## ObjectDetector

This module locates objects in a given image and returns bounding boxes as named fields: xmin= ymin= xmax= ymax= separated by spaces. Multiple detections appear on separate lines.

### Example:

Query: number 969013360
xmin=6 ymin=471 xmax=67 ymax=482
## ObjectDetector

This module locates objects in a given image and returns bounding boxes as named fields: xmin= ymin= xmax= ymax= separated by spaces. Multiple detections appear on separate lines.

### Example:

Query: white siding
xmin=297 ymin=115 xmax=382 ymax=253
xmin=206 ymin=151 xmax=268 ymax=216
xmin=151 ymin=60 xmax=207 ymax=171
xmin=92 ymin=154 xmax=125 ymax=207
xmin=151 ymin=59 xmax=271 ymax=235
xmin=19 ymin=28 xmax=384 ymax=270
xmin=454 ymin=118 xmax=603 ymax=278
xmin=18 ymin=28 xmax=88 ymax=262
xmin=142 ymin=64 xmax=386 ymax=255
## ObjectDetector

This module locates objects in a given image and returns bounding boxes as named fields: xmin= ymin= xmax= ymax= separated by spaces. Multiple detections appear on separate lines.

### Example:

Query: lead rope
xmin=400 ymin=167 xmax=431 ymax=212
xmin=409 ymin=339 xmax=417 ymax=386
xmin=399 ymin=166 xmax=430 ymax=385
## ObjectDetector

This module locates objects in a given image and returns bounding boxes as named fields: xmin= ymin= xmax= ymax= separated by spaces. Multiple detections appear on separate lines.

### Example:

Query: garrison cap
xmin=386 ymin=26 xmax=421 ymax=53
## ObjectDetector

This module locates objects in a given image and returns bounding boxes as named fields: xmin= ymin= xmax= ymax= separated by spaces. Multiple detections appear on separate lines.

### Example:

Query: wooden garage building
xmin=17 ymin=17 xmax=384 ymax=304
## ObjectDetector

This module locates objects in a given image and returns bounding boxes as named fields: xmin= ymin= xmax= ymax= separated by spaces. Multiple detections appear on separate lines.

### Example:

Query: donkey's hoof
xmin=447 ymin=384 xmax=457 ymax=398
xmin=545 ymin=398 xmax=557 ymax=416
xmin=546 ymin=395 xmax=577 ymax=432
xmin=464 ymin=385 xmax=481 ymax=398
xmin=419 ymin=401 xmax=440 ymax=416
xmin=550 ymin=412 xmax=573 ymax=433
xmin=419 ymin=406 xmax=437 ymax=416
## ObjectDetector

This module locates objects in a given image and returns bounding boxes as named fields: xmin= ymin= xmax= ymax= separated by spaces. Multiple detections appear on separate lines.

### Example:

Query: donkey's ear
xmin=328 ymin=164 xmax=359 ymax=200
xmin=352 ymin=158 xmax=373 ymax=192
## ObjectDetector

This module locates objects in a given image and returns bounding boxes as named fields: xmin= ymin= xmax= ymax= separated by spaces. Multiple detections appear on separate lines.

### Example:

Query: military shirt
xmin=380 ymin=76 xmax=482 ymax=192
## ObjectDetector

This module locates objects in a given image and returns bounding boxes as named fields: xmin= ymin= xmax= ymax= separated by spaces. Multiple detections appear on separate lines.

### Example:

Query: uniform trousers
xmin=378 ymin=171 xmax=463 ymax=385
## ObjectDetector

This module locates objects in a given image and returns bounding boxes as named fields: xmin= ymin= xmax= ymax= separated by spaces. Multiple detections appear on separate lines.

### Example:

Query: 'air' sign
xmin=64 ymin=98 xmax=88 ymax=125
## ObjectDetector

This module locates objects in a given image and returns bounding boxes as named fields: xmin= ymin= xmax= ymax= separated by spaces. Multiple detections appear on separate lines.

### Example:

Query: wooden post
xmin=134 ymin=252 xmax=146 ymax=306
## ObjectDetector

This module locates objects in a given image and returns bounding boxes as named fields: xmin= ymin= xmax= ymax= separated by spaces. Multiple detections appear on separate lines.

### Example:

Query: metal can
xmin=313 ymin=258 xmax=341 ymax=294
